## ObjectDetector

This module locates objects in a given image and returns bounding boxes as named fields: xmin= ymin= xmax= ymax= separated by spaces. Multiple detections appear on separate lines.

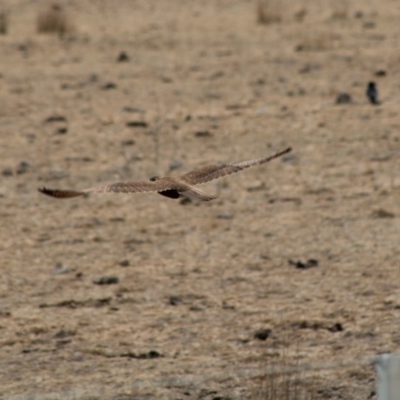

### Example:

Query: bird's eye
xmin=150 ymin=176 xmax=158 ymax=181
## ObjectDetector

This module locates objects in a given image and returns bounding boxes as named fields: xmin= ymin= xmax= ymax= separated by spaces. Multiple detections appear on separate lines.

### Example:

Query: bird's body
xmin=39 ymin=147 xmax=291 ymax=202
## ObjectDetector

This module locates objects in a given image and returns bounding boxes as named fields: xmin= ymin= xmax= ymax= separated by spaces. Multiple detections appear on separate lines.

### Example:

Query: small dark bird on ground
xmin=366 ymin=81 xmax=379 ymax=105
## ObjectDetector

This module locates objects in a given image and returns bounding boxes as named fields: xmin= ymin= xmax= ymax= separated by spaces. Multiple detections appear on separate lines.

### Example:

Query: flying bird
xmin=39 ymin=147 xmax=291 ymax=202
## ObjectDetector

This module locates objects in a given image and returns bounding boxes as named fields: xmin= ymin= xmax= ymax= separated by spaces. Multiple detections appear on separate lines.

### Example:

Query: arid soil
xmin=0 ymin=1 xmax=400 ymax=399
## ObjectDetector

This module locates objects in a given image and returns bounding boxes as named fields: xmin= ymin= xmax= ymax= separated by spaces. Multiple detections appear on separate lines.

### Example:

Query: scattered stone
xmin=375 ymin=70 xmax=386 ymax=77
xmin=246 ymin=181 xmax=265 ymax=192
xmin=119 ymin=260 xmax=130 ymax=267
xmin=54 ymin=329 xmax=76 ymax=339
xmin=363 ymin=21 xmax=375 ymax=29
xmin=55 ymin=127 xmax=68 ymax=134
xmin=336 ymin=93 xmax=352 ymax=104
xmin=100 ymin=82 xmax=117 ymax=90
xmin=44 ymin=115 xmax=67 ymax=123
xmin=121 ymin=139 xmax=135 ymax=146
xmin=179 ymin=197 xmax=192 ymax=206
xmin=169 ymin=159 xmax=182 ymax=171
xmin=122 ymin=106 xmax=145 ymax=113
xmin=194 ymin=130 xmax=212 ymax=137
xmin=121 ymin=350 xmax=163 ymax=359
xmin=254 ymin=328 xmax=271 ymax=341
xmin=53 ymin=262 xmax=71 ymax=275
xmin=190 ymin=304 xmax=205 ymax=312
xmin=216 ymin=211 xmax=233 ymax=220
xmin=289 ymin=259 xmax=319 ymax=269
xmin=126 ymin=121 xmax=148 ymax=128
xmin=93 ymin=276 xmax=119 ymax=285
xmin=299 ymin=63 xmax=320 ymax=74
xmin=117 ymin=51 xmax=129 ymax=62
xmin=328 ymin=322 xmax=344 ymax=332
xmin=371 ymin=209 xmax=395 ymax=218
xmin=169 ymin=296 xmax=182 ymax=306
xmin=16 ymin=161 xmax=31 ymax=174
xmin=109 ymin=217 xmax=125 ymax=222
xmin=0 ymin=310 xmax=11 ymax=317
xmin=2 ymin=168 xmax=13 ymax=177
xmin=160 ymin=76 xmax=173 ymax=83
xmin=38 ymin=168 xmax=68 ymax=181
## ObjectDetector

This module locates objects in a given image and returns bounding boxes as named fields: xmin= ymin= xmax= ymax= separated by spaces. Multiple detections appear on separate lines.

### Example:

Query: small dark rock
xmin=328 ymin=322 xmax=344 ymax=332
xmin=117 ymin=51 xmax=129 ymax=62
xmin=336 ymin=93 xmax=352 ymax=104
xmin=101 ymin=82 xmax=117 ymax=90
xmin=195 ymin=130 xmax=212 ymax=137
xmin=180 ymin=197 xmax=192 ymax=206
xmin=169 ymin=159 xmax=182 ymax=171
xmin=190 ymin=304 xmax=205 ymax=311
xmin=126 ymin=121 xmax=148 ymax=128
xmin=53 ymin=263 xmax=71 ymax=275
xmin=371 ymin=209 xmax=395 ymax=218
xmin=122 ymin=106 xmax=145 ymax=113
xmin=363 ymin=21 xmax=376 ymax=29
xmin=216 ymin=212 xmax=233 ymax=220
xmin=55 ymin=127 xmax=68 ymax=135
xmin=121 ymin=139 xmax=135 ymax=146
xmin=169 ymin=296 xmax=182 ymax=306
xmin=254 ymin=328 xmax=271 ymax=341
xmin=289 ymin=259 xmax=319 ymax=269
xmin=119 ymin=260 xmax=130 ymax=267
xmin=375 ymin=70 xmax=386 ymax=77
xmin=2 ymin=168 xmax=13 ymax=177
xmin=44 ymin=115 xmax=67 ymax=123
xmin=93 ymin=276 xmax=119 ymax=285
xmin=16 ymin=161 xmax=31 ymax=174
xmin=160 ymin=76 xmax=173 ymax=83
xmin=122 ymin=350 xmax=163 ymax=359
xmin=54 ymin=329 xmax=76 ymax=339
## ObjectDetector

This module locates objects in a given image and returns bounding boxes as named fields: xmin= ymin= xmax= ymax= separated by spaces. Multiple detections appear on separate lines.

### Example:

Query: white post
xmin=375 ymin=353 xmax=400 ymax=400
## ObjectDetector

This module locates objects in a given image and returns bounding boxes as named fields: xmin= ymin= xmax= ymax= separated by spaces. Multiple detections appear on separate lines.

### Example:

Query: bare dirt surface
xmin=0 ymin=1 xmax=400 ymax=399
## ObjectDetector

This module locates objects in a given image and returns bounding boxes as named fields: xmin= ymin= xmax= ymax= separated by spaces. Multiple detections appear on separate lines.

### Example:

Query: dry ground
xmin=0 ymin=0 xmax=400 ymax=399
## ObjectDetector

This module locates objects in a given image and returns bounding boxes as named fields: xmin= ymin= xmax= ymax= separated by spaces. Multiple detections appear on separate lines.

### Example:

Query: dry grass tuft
xmin=36 ymin=3 xmax=73 ymax=36
xmin=254 ymin=347 xmax=316 ymax=400
xmin=256 ymin=0 xmax=282 ymax=25
xmin=0 ymin=10 xmax=8 ymax=35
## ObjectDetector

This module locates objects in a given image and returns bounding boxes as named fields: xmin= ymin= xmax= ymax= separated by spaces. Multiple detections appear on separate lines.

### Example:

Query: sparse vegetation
xmin=254 ymin=344 xmax=316 ymax=400
xmin=36 ymin=3 xmax=73 ymax=36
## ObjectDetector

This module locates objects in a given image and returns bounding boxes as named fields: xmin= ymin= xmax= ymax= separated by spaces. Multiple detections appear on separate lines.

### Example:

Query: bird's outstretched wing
xmin=180 ymin=147 xmax=291 ymax=185
xmin=39 ymin=179 xmax=180 ymax=199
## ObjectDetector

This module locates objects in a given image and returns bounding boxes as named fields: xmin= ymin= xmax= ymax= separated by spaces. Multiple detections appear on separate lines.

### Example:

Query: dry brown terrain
xmin=0 ymin=0 xmax=400 ymax=399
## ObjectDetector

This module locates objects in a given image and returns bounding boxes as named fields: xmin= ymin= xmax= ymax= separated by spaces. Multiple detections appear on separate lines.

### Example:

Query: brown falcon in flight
xmin=39 ymin=147 xmax=291 ymax=201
